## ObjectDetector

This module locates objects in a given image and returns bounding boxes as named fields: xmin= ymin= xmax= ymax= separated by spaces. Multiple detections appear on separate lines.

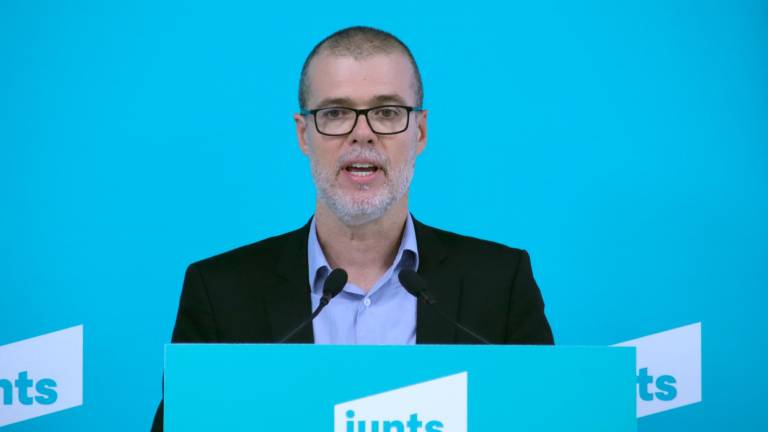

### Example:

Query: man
xmin=151 ymin=26 xmax=553 ymax=431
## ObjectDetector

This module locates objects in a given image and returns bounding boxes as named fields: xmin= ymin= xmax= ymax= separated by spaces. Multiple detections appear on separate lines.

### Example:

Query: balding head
xmin=298 ymin=26 xmax=423 ymax=110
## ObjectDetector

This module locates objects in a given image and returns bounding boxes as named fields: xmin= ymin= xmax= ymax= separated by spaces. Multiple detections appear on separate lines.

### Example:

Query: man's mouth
xmin=343 ymin=162 xmax=381 ymax=177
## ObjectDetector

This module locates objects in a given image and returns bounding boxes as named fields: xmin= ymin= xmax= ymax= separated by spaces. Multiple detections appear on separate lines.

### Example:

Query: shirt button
xmin=363 ymin=298 xmax=371 ymax=307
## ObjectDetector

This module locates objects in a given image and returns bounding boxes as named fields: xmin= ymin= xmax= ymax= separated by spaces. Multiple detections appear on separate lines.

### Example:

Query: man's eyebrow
xmin=314 ymin=97 xmax=356 ymax=108
xmin=313 ymin=94 xmax=410 ymax=109
xmin=369 ymin=94 xmax=408 ymax=105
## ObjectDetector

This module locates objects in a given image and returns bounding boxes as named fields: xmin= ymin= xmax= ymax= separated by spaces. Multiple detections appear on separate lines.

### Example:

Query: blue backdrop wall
xmin=1 ymin=1 xmax=766 ymax=430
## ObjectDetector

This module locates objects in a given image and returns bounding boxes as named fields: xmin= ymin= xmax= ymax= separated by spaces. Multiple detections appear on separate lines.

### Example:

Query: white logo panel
xmin=0 ymin=325 xmax=83 ymax=427
xmin=614 ymin=322 xmax=701 ymax=417
xmin=334 ymin=372 xmax=467 ymax=432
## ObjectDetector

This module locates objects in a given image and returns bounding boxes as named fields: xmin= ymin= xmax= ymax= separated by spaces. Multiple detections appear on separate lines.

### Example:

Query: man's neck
xmin=314 ymin=198 xmax=409 ymax=292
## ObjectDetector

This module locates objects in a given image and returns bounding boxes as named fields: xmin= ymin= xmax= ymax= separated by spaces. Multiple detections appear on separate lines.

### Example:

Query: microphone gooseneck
xmin=398 ymin=268 xmax=436 ymax=304
xmin=278 ymin=268 xmax=348 ymax=343
xmin=398 ymin=269 xmax=492 ymax=345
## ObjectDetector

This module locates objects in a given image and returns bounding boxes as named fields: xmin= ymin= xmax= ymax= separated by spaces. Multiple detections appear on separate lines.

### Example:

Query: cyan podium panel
xmin=165 ymin=344 xmax=636 ymax=432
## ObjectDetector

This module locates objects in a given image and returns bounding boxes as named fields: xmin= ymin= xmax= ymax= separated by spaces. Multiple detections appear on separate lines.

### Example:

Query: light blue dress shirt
xmin=308 ymin=214 xmax=419 ymax=345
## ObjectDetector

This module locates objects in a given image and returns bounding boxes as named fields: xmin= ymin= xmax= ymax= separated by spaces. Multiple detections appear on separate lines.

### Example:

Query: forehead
xmin=305 ymin=52 xmax=417 ymax=108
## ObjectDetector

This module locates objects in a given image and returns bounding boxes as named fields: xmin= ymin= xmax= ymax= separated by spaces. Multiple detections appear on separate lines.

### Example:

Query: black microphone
xmin=398 ymin=269 xmax=491 ymax=345
xmin=278 ymin=268 xmax=348 ymax=343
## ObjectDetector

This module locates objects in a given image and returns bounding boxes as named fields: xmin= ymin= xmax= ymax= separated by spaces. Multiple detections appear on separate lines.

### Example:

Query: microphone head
xmin=321 ymin=268 xmax=348 ymax=302
xmin=398 ymin=269 xmax=436 ymax=304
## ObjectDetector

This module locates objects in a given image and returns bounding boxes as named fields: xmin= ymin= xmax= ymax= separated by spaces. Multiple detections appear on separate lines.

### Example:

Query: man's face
xmin=294 ymin=52 xmax=427 ymax=226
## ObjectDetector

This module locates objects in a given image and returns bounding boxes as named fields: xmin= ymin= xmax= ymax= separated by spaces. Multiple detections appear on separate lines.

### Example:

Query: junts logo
xmin=0 ymin=371 xmax=58 ymax=405
xmin=334 ymin=372 xmax=467 ymax=432
xmin=0 ymin=325 xmax=83 ymax=427
xmin=614 ymin=322 xmax=702 ymax=417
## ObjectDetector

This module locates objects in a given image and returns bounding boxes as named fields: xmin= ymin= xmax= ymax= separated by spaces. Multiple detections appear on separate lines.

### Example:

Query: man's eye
xmin=321 ymin=109 xmax=349 ymax=120
xmin=373 ymin=108 xmax=399 ymax=118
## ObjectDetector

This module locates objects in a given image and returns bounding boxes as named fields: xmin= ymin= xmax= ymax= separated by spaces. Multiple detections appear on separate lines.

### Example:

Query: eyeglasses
xmin=300 ymin=105 xmax=423 ymax=136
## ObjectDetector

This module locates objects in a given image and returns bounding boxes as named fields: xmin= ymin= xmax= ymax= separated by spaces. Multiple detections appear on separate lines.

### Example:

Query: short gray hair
xmin=298 ymin=26 xmax=423 ymax=110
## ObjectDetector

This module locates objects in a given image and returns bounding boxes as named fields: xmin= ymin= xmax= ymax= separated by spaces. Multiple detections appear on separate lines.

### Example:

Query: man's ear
xmin=415 ymin=109 xmax=428 ymax=156
xmin=294 ymin=113 xmax=310 ymax=156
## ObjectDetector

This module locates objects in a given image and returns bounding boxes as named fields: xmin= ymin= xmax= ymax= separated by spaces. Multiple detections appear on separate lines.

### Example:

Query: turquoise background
xmin=1 ymin=0 xmax=766 ymax=430
xmin=165 ymin=344 xmax=636 ymax=431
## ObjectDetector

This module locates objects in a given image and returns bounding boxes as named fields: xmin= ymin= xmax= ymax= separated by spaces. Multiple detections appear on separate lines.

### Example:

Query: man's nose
xmin=349 ymin=113 xmax=376 ymax=144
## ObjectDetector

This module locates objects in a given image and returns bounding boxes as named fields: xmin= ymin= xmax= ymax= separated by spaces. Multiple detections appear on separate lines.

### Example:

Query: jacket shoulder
xmin=188 ymin=224 xmax=306 ymax=275
xmin=422 ymin=222 xmax=526 ymax=260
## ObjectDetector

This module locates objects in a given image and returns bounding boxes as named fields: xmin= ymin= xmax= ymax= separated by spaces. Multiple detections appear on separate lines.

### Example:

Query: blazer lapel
xmin=263 ymin=218 xmax=315 ymax=343
xmin=413 ymin=216 xmax=462 ymax=344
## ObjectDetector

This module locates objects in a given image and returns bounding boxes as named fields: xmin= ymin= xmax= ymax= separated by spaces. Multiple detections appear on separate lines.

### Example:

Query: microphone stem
xmin=277 ymin=300 xmax=328 ymax=343
xmin=428 ymin=298 xmax=492 ymax=344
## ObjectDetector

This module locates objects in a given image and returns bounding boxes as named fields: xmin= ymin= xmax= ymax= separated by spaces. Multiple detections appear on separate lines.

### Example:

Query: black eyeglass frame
xmin=299 ymin=105 xmax=424 ymax=136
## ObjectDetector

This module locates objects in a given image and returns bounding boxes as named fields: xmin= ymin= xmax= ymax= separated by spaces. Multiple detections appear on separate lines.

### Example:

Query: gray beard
xmin=309 ymin=145 xmax=415 ymax=227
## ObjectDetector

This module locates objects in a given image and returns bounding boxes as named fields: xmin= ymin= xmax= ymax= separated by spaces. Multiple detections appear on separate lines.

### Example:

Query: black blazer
xmin=151 ymin=216 xmax=553 ymax=430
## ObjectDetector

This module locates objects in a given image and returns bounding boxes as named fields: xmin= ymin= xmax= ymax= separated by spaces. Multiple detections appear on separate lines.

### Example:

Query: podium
xmin=164 ymin=344 xmax=636 ymax=431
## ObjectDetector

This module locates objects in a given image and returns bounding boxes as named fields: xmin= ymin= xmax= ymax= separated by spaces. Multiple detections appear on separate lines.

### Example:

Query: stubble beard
xmin=309 ymin=145 xmax=416 ymax=227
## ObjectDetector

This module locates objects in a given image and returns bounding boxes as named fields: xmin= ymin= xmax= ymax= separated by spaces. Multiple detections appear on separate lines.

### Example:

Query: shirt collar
xmin=307 ymin=213 xmax=420 ymax=295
